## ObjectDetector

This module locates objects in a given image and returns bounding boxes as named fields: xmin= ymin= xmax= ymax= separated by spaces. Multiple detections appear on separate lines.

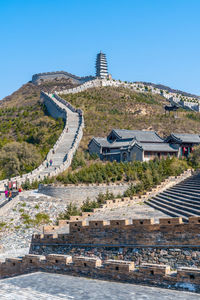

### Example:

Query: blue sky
xmin=1 ymin=0 xmax=200 ymax=99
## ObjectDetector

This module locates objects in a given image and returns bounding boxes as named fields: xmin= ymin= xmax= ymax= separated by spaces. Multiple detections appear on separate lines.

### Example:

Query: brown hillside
xmin=60 ymin=86 xmax=200 ymax=150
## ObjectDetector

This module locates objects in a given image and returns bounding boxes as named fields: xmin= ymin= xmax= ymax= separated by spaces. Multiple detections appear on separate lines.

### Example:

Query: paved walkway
xmin=87 ymin=202 xmax=168 ymax=222
xmin=0 ymin=272 xmax=198 ymax=299
xmin=40 ymin=103 xmax=79 ymax=177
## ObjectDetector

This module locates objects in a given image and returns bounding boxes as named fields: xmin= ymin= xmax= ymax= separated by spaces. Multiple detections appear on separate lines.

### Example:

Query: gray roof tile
xmin=170 ymin=133 xmax=200 ymax=143
xmin=111 ymin=129 xmax=164 ymax=143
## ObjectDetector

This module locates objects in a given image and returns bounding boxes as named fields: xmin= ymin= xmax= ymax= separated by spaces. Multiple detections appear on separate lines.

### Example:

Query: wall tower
xmin=96 ymin=52 xmax=108 ymax=79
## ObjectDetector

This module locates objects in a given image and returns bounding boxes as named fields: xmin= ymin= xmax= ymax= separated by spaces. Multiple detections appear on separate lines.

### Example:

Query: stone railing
xmin=0 ymin=92 xmax=84 ymax=190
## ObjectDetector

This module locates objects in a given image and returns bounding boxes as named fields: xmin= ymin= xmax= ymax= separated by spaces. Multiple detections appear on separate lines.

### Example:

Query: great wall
xmin=0 ymin=76 xmax=200 ymax=294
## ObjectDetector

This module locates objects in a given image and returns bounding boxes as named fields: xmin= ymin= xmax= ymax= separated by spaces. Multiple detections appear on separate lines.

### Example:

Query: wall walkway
xmin=0 ymin=92 xmax=84 ymax=190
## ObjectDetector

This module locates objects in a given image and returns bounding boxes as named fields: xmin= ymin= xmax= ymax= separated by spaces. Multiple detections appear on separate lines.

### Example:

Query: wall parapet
xmin=31 ymin=215 xmax=200 ymax=248
xmin=1 ymin=254 xmax=200 ymax=292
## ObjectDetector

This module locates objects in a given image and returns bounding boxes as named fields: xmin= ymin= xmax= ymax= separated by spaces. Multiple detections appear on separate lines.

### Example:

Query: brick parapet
xmin=0 ymin=254 xmax=200 ymax=292
xmin=32 ymin=216 xmax=200 ymax=248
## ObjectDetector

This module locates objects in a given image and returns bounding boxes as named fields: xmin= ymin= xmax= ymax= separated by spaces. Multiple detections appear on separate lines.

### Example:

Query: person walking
xmin=50 ymin=159 xmax=53 ymax=166
xmin=4 ymin=190 xmax=8 ymax=199
xmin=8 ymin=191 xmax=12 ymax=201
xmin=46 ymin=161 xmax=49 ymax=168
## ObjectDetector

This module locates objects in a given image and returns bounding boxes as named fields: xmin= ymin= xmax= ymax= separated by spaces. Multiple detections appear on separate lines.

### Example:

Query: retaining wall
xmin=38 ymin=183 xmax=130 ymax=202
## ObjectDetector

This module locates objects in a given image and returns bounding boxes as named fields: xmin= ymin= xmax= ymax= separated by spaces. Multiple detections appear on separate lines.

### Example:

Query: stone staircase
xmin=145 ymin=173 xmax=200 ymax=220
xmin=39 ymin=105 xmax=80 ymax=177
xmin=0 ymin=92 xmax=83 ymax=189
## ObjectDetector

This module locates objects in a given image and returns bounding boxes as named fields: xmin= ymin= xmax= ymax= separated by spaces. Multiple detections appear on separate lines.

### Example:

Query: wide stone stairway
xmin=40 ymin=107 xmax=79 ymax=177
xmin=145 ymin=172 xmax=200 ymax=220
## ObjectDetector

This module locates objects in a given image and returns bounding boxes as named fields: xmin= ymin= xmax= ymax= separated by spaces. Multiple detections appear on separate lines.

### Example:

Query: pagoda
xmin=96 ymin=52 xmax=108 ymax=79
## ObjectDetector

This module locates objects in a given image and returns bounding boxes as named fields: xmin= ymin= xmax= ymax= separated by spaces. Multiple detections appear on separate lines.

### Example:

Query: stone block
xmin=159 ymin=217 xmax=183 ymax=225
xmin=177 ymin=267 xmax=200 ymax=284
xmin=88 ymin=220 xmax=109 ymax=228
xmin=58 ymin=220 xmax=69 ymax=227
xmin=110 ymin=219 xmax=131 ymax=227
xmin=132 ymin=218 xmax=154 ymax=226
xmin=139 ymin=263 xmax=171 ymax=276
xmin=46 ymin=254 xmax=72 ymax=265
xmin=73 ymin=256 xmax=102 ymax=268
xmin=104 ymin=260 xmax=135 ymax=273
xmin=188 ymin=216 xmax=200 ymax=224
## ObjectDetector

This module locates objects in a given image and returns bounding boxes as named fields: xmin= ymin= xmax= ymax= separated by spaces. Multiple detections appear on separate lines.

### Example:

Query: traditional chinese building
xmin=165 ymin=133 xmax=200 ymax=157
xmin=88 ymin=129 xmax=178 ymax=162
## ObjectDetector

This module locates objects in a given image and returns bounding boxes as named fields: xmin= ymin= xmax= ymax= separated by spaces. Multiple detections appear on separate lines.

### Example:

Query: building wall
xmin=88 ymin=140 xmax=101 ymax=156
xmin=130 ymin=147 xmax=143 ymax=162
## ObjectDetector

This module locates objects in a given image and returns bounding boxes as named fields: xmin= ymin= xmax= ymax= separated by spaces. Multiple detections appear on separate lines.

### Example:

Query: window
xmin=115 ymin=266 xmax=119 ymax=271
xmin=150 ymin=270 xmax=154 ymax=275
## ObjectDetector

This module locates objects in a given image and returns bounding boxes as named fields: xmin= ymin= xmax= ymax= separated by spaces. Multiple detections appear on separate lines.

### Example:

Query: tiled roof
xmin=92 ymin=138 xmax=132 ymax=148
xmin=137 ymin=142 xmax=178 ymax=152
xmin=111 ymin=129 xmax=164 ymax=143
xmin=170 ymin=133 xmax=200 ymax=143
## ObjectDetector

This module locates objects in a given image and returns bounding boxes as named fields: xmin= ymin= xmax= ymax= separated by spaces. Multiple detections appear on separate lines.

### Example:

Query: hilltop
xmin=60 ymin=86 xmax=200 ymax=150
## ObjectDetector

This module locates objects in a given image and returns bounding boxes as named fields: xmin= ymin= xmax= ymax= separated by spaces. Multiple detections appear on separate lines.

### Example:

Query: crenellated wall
xmin=31 ymin=216 xmax=200 ymax=248
xmin=0 ymin=254 xmax=200 ymax=292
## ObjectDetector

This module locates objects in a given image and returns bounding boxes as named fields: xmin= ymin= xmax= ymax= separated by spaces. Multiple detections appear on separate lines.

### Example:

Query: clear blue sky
xmin=1 ymin=0 xmax=200 ymax=99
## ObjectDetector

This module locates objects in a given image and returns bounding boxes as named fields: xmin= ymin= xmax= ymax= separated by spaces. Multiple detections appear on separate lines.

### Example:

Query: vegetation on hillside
xmin=56 ymin=156 xmax=188 ymax=185
xmin=56 ymin=157 xmax=188 ymax=220
xmin=0 ymin=103 xmax=64 ymax=179
xmin=60 ymin=86 xmax=200 ymax=150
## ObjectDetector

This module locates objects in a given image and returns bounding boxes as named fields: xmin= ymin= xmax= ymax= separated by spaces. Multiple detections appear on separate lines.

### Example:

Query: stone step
xmin=147 ymin=197 xmax=196 ymax=218
xmin=151 ymin=195 xmax=200 ymax=216
xmin=145 ymin=200 xmax=188 ymax=220
xmin=168 ymin=186 xmax=200 ymax=197
xmin=154 ymin=193 xmax=200 ymax=211
xmin=162 ymin=190 xmax=200 ymax=204
xmin=175 ymin=183 xmax=200 ymax=190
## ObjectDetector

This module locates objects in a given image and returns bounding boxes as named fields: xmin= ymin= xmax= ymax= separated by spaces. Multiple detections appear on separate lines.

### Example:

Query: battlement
xmin=32 ymin=71 xmax=94 ymax=85
xmin=0 ymin=254 xmax=200 ymax=292
xmin=32 ymin=216 xmax=200 ymax=248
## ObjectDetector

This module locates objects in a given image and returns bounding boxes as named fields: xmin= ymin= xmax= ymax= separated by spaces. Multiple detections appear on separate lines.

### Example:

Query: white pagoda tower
xmin=95 ymin=52 xmax=108 ymax=79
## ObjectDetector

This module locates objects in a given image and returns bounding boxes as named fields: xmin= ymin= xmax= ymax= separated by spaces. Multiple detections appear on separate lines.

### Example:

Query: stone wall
xmin=40 ymin=92 xmax=67 ymax=120
xmin=31 ymin=216 xmax=200 ymax=248
xmin=38 ymin=183 xmax=130 ymax=203
xmin=38 ymin=169 xmax=192 ymax=204
xmin=32 ymin=71 xmax=94 ymax=85
xmin=0 ymin=254 xmax=200 ymax=292
xmin=30 ymin=244 xmax=200 ymax=269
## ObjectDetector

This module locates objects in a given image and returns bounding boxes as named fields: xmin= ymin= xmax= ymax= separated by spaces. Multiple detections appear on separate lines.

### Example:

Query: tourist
xmin=8 ymin=191 xmax=12 ymax=201
xmin=46 ymin=161 xmax=49 ymax=168
xmin=4 ymin=190 xmax=8 ymax=199
xmin=50 ymin=159 xmax=53 ymax=166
